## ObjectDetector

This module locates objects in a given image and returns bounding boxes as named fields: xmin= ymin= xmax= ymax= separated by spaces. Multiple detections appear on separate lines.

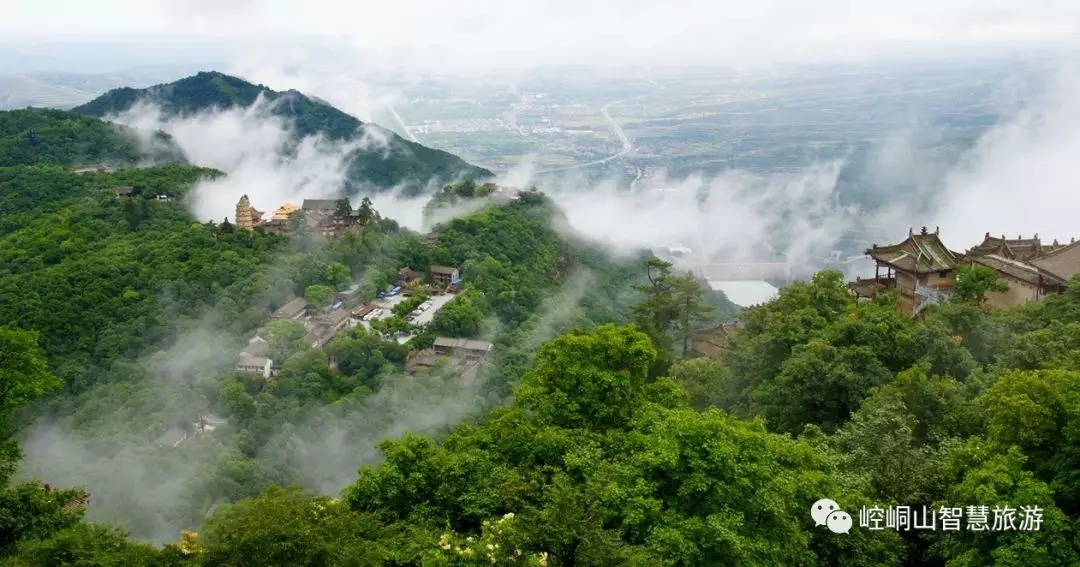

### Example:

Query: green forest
xmin=73 ymin=71 xmax=493 ymax=195
xmin=1 ymin=107 xmax=1080 ymax=566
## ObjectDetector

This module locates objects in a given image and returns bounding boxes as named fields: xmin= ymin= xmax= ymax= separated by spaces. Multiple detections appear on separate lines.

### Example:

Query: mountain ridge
xmin=74 ymin=71 xmax=493 ymax=196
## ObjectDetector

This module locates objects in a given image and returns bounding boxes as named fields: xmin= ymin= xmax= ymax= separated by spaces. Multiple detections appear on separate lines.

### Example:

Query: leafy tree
xmin=199 ymin=486 xmax=389 ymax=566
xmin=668 ymin=356 xmax=738 ymax=412
xmin=334 ymin=197 xmax=352 ymax=219
xmin=669 ymin=272 xmax=716 ymax=354
xmin=515 ymin=324 xmax=655 ymax=431
xmin=2 ymin=523 xmax=165 ymax=567
xmin=303 ymin=284 xmax=334 ymax=311
xmin=370 ymin=315 xmax=411 ymax=340
xmin=953 ymin=264 xmax=1009 ymax=306
xmin=357 ymin=197 xmax=376 ymax=223
xmin=0 ymin=328 xmax=62 ymax=432
xmin=430 ymin=293 xmax=486 ymax=338
xmin=265 ymin=320 xmax=309 ymax=363
xmin=325 ymin=262 xmax=350 ymax=291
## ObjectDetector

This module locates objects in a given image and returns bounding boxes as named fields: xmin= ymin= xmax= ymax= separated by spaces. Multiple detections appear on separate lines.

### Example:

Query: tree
xmin=515 ymin=324 xmax=656 ymax=431
xmin=430 ymin=294 xmax=485 ymax=337
xmin=669 ymin=273 xmax=715 ymax=354
xmin=2 ymin=523 xmax=165 ymax=567
xmin=325 ymin=262 xmax=350 ymax=291
xmin=0 ymin=328 xmax=62 ymax=480
xmin=953 ymin=264 xmax=1008 ymax=306
xmin=265 ymin=320 xmax=309 ymax=363
xmin=122 ymin=199 xmax=141 ymax=231
xmin=334 ymin=197 xmax=353 ymax=219
xmin=357 ymin=197 xmax=376 ymax=223
xmin=668 ymin=357 xmax=738 ymax=412
xmin=370 ymin=316 xmax=411 ymax=340
xmin=0 ymin=328 xmax=62 ymax=426
xmin=304 ymin=284 xmax=334 ymax=311
xmin=199 ymin=486 xmax=388 ymax=566
xmin=631 ymin=256 xmax=678 ymax=347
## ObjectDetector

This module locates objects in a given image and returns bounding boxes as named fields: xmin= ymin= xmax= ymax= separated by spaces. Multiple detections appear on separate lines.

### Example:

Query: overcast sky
xmin=3 ymin=0 xmax=1080 ymax=74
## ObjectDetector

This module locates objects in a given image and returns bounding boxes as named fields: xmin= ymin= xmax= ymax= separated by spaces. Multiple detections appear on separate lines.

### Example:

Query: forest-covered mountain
xmin=73 ymin=71 xmax=493 ymax=196
xmin=1 ymin=162 xmax=1079 ymax=562
xmin=0 ymin=108 xmax=184 ymax=169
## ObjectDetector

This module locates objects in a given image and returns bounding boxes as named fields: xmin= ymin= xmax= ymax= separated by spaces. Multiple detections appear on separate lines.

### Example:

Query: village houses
xmin=430 ymin=265 xmax=460 ymax=288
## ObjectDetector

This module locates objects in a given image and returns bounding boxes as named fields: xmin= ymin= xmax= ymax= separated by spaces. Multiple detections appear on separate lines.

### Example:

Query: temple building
xmin=850 ymin=226 xmax=959 ymax=316
xmin=272 ymin=202 xmax=298 ymax=221
xmin=690 ymin=322 xmax=743 ymax=359
xmin=960 ymin=253 xmax=1068 ymax=309
xmin=851 ymin=227 xmax=1078 ymax=316
xmin=960 ymin=233 xmax=1071 ymax=309
xmin=967 ymin=233 xmax=1069 ymax=262
xmin=234 ymin=195 xmax=264 ymax=231
xmin=430 ymin=265 xmax=460 ymax=288
xmin=233 ymin=196 xmax=364 ymax=237
xmin=1033 ymin=238 xmax=1080 ymax=284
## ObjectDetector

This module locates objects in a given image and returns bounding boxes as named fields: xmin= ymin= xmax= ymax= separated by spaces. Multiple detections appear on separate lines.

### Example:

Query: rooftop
xmin=237 ymin=353 xmax=271 ymax=368
xmin=692 ymin=322 xmax=742 ymax=347
xmin=968 ymin=233 xmax=1069 ymax=262
xmin=352 ymin=304 xmax=378 ymax=317
xmin=302 ymin=199 xmax=338 ymax=211
xmin=272 ymin=297 xmax=308 ymax=318
xmin=867 ymin=227 xmax=959 ymax=274
xmin=314 ymin=309 xmax=350 ymax=328
xmin=241 ymin=336 xmax=269 ymax=358
xmin=965 ymin=253 xmax=1067 ymax=287
xmin=431 ymin=265 xmax=458 ymax=275
xmin=1033 ymin=239 xmax=1080 ymax=281
xmin=433 ymin=337 xmax=493 ymax=352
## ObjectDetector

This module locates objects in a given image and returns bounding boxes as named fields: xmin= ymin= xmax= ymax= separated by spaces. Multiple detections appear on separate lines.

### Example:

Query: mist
xmin=6 ymin=1 xmax=1080 ymax=75
xmin=930 ymin=64 xmax=1080 ymax=247
xmin=17 ymin=324 xmax=241 ymax=544
xmin=108 ymin=97 xmax=368 ymax=223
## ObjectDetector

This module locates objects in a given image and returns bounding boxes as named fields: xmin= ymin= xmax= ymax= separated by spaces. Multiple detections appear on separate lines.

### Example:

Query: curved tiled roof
xmin=965 ymin=253 xmax=1067 ymax=287
xmin=1033 ymin=239 xmax=1080 ymax=281
xmin=867 ymin=229 xmax=958 ymax=274
xmin=968 ymin=233 xmax=1068 ymax=262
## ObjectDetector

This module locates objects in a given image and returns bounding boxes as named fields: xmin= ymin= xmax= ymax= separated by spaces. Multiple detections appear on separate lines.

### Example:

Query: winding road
xmin=536 ymin=99 xmax=633 ymax=174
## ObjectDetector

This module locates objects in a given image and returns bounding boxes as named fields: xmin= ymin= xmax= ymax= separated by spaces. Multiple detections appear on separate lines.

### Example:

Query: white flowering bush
xmin=424 ymin=513 xmax=547 ymax=566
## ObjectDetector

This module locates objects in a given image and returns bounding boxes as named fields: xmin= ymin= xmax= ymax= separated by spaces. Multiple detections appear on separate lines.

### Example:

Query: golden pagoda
xmin=235 ymin=195 xmax=254 ymax=231
xmin=272 ymin=202 xmax=299 ymax=221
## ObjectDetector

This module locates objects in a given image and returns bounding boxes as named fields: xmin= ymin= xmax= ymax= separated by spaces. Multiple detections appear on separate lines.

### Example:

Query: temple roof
xmin=965 ymin=253 xmax=1068 ymax=287
xmin=272 ymin=202 xmax=298 ymax=221
xmin=866 ymin=227 xmax=959 ymax=274
xmin=1033 ymin=239 xmax=1080 ymax=282
xmin=967 ymin=232 xmax=1068 ymax=262
xmin=302 ymin=199 xmax=338 ymax=212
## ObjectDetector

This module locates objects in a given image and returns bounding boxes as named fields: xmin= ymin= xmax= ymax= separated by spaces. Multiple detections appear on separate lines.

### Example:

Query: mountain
xmin=0 ymin=108 xmax=185 ymax=168
xmin=74 ymin=71 xmax=493 ymax=196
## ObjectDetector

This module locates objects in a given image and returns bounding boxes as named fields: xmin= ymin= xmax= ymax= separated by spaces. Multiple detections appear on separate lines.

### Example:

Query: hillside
xmin=0 ymin=168 xmax=684 ymax=546
xmin=2 ymin=175 xmax=1079 ymax=563
xmin=73 ymin=71 xmax=493 ymax=196
xmin=0 ymin=108 xmax=185 ymax=168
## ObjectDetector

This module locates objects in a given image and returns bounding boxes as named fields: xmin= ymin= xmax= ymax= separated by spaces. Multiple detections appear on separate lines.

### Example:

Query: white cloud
xmin=3 ymin=1 xmax=1079 ymax=74
xmin=930 ymin=64 xmax=1080 ymax=247
xmin=109 ymin=97 xmax=364 ymax=222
